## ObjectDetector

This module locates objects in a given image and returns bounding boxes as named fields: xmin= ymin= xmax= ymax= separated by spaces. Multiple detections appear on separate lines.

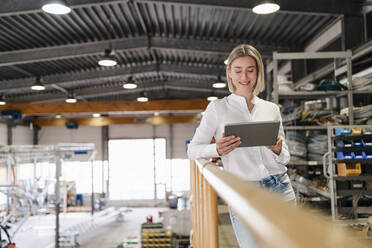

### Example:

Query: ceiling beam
xmin=0 ymin=0 xmax=360 ymax=17
xmin=0 ymin=36 xmax=289 ymax=67
xmin=138 ymin=0 xmax=360 ymax=16
xmin=0 ymin=63 xmax=223 ymax=93
xmin=0 ymin=99 xmax=209 ymax=115
xmin=7 ymin=84 xmax=230 ymax=102
xmin=34 ymin=115 xmax=195 ymax=126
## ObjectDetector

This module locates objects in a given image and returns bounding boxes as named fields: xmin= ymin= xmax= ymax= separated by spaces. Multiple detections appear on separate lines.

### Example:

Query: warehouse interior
xmin=0 ymin=0 xmax=372 ymax=247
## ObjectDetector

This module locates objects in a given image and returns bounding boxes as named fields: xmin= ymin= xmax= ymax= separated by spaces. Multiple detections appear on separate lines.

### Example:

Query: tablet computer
xmin=224 ymin=120 xmax=280 ymax=147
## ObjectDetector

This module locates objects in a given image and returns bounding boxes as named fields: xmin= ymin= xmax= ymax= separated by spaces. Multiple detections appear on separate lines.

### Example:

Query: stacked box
xmin=141 ymin=229 xmax=172 ymax=248
xmin=337 ymin=163 xmax=362 ymax=176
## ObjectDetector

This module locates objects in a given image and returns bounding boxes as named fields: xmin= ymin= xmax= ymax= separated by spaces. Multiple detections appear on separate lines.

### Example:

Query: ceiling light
xmin=207 ymin=96 xmax=218 ymax=101
xmin=92 ymin=113 xmax=101 ymax=118
xmin=252 ymin=1 xmax=280 ymax=14
xmin=224 ymin=59 xmax=228 ymax=65
xmin=0 ymin=96 xmax=5 ymax=105
xmin=123 ymin=76 xmax=137 ymax=89
xmin=137 ymin=96 xmax=148 ymax=102
xmin=55 ymin=114 xmax=62 ymax=119
xmin=137 ymin=92 xmax=148 ymax=102
xmin=41 ymin=0 xmax=71 ymax=15
xmin=213 ymin=75 xmax=226 ymax=88
xmin=31 ymin=77 xmax=46 ymax=91
xmin=123 ymin=83 xmax=137 ymax=89
xmin=213 ymin=82 xmax=226 ymax=88
xmin=65 ymin=94 xmax=77 ymax=103
xmin=98 ymin=49 xmax=117 ymax=67
xmin=154 ymin=112 xmax=159 ymax=116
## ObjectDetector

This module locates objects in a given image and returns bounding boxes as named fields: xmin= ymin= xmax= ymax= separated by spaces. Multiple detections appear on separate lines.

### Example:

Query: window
xmin=18 ymin=161 xmax=104 ymax=194
xmin=109 ymin=139 xmax=166 ymax=200
xmin=166 ymin=159 xmax=190 ymax=192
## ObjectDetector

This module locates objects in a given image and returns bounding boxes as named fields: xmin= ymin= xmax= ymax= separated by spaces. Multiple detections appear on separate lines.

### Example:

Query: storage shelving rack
xmin=323 ymin=125 xmax=372 ymax=221
xmin=272 ymin=51 xmax=354 ymax=202
xmin=273 ymin=50 xmax=354 ymax=124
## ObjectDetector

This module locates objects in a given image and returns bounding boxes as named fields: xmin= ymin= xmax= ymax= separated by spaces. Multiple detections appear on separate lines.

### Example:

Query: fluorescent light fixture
xmin=137 ymin=96 xmax=148 ymax=102
xmin=207 ymin=96 xmax=218 ymax=101
xmin=31 ymin=77 xmax=46 ymax=91
xmin=42 ymin=0 xmax=71 ymax=15
xmin=252 ymin=1 xmax=280 ymax=14
xmin=98 ymin=49 xmax=117 ymax=67
xmin=92 ymin=113 xmax=101 ymax=118
xmin=55 ymin=114 xmax=62 ymax=118
xmin=65 ymin=94 xmax=77 ymax=103
xmin=213 ymin=82 xmax=226 ymax=88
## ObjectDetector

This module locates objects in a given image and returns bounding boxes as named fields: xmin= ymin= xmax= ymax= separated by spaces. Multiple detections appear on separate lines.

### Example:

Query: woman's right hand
xmin=216 ymin=133 xmax=241 ymax=156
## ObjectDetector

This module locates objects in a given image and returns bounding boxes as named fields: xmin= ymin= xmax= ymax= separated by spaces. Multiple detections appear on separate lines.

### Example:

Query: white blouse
xmin=188 ymin=93 xmax=290 ymax=181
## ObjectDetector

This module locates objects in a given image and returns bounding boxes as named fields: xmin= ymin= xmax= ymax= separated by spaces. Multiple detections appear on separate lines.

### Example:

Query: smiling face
xmin=227 ymin=56 xmax=257 ymax=97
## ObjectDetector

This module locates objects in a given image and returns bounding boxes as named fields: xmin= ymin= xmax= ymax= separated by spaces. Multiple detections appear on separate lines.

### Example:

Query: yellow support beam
xmin=34 ymin=115 xmax=195 ymax=127
xmin=0 ymin=99 xmax=209 ymax=115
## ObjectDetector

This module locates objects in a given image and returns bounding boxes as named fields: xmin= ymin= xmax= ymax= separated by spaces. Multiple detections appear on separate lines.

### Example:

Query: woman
xmin=187 ymin=44 xmax=295 ymax=247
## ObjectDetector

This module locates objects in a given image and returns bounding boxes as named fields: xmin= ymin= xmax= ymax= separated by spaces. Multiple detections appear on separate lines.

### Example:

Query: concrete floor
xmin=12 ymin=206 xmax=238 ymax=248
xmin=79 ymin=206 xmax=239 ymax=248
xmin=218 ymin=205 xmax=240 ymax=248
xmin=80 ymin=207 xmax=167 ymax=248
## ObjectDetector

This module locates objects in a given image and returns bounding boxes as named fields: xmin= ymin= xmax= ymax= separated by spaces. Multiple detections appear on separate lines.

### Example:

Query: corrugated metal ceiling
xmin=0 ymin=0 xmax=359 ymax=103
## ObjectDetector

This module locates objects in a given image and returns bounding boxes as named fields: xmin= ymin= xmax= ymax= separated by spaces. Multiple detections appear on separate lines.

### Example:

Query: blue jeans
xmin=229 ymin=172 xmax=296 ymax=248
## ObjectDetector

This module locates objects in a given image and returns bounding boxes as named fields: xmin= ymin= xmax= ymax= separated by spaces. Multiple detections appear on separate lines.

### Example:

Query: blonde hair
xmin=226 ymin=44 xmax=265 ymax=95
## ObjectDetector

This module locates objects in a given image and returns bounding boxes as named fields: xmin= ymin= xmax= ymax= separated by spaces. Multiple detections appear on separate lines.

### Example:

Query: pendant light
xmin=123 ymin=76 xmax=137 ymax=89
xmin=31 ymin=77 xmax=46 ymax=91
xmin=0 ymin=95 xmax=6 ymax=105
xmin=213 ymin=75 xmax=226 ymax=88
xmin=98 ymin=13 xmax=117 ymax=67
xmin=207 ymin=96 xmax=218 ymax=101
xmin=252 ymin=1 xmax=280 ymax=14
xmin=98 ymin=49 xmax=117 ymax=67
xmin=41 ymin=0 xmax=71 ymax=15
xmin=65 ymin=93 xmax=77 ymax=103
xmin=137 ymin=92 xmax=148 ymax=102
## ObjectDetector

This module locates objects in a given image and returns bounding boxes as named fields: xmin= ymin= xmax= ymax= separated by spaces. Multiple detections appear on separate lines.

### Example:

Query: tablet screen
xmin=224 ymin=121 xmax=280 ymax=147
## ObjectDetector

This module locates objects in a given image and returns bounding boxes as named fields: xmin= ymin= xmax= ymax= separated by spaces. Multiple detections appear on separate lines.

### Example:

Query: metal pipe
xmin=55 ymin=155 xmax=62 ymax=248
xmin=273 ymin=55 xmax=279 ymax=104
xmin=346 ymin=51 xmax=354 ymax=124
xmin=91 ymin=159 xmax=94 ymax=216
xmin=6 ymin=157 xmax=11 ymax=216
xmin=152 ymin=125 xmax=157 ymax=200
xmin=7 ymin=124 xmax=12 ymax=145
xmin=169 ymin=123 xmax=174 ymax=193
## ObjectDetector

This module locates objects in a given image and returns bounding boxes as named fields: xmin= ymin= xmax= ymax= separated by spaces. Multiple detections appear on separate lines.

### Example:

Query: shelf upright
xmin=325 ymin=125 xmax=372 ymax=221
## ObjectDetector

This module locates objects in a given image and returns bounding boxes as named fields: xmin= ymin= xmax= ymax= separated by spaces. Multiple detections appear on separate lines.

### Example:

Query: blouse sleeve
xmin=273 ymin=105 xmax=290 ymax=165
xmin=187 ymin=101 xmax=220 ymax=160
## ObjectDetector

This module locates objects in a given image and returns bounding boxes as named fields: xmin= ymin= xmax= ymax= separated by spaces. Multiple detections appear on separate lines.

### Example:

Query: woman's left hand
xmin=266 ymin=137 xmax=282 ymax=155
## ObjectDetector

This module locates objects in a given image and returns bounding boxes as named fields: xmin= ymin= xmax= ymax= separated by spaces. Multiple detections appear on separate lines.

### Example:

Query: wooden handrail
xmin=190 ymin=159 xmax=369 ymax=248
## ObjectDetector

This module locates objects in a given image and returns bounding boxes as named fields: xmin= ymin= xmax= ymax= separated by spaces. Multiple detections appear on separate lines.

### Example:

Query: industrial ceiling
xmin=0 ymin=0 xmax=366 ymax=106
